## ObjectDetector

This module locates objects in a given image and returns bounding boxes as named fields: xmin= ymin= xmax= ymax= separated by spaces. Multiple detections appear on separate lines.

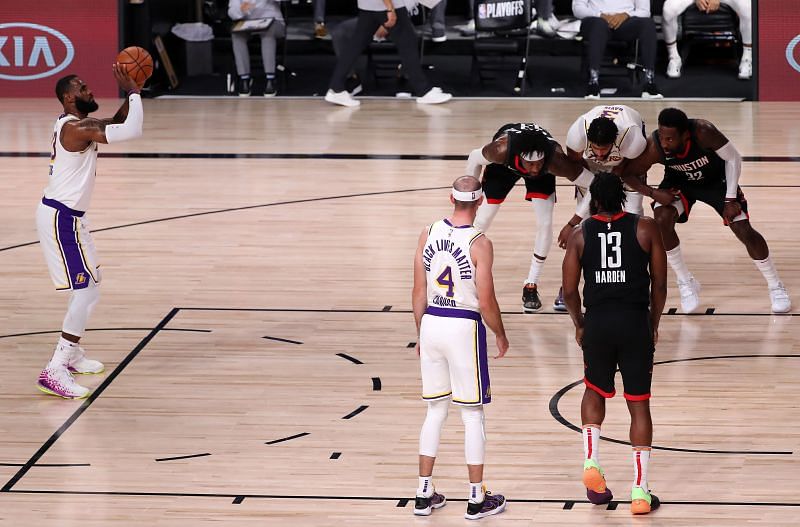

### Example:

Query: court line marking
xmin=155 ymin=453 xmax=211 ymax=462
xmin=3 ymin=183 xmax=799 ymax=254
xmin=548 ymin=354 xmax=800 ymax=455
xmin=0 ymin=308 xmax=180 ymax=492
xmin=4 ymin=489 xmax=800 ymax=508
xmin=3 ymin=152 xmax=793 ymax=161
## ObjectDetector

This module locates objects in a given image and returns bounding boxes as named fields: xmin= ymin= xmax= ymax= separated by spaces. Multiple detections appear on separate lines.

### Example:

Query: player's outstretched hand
xmin=651 ymin=188 xmax=680 ymax=206
xmin=112 ymin=63 xmax=140 ymax=93
xmin=558 ymin=223 xmax=575 ymax=249
xmin=494 ymin=334 xmax=509 ymax=358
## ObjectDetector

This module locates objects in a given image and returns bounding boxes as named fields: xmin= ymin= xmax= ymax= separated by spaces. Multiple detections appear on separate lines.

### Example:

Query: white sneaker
xmin=677 ymin=276 xmax=701 ymax=313
xmin=769 ymin=282 xmax=791 ymax=313
xmin=455 ymin=19 xmax=475 ymax=36
xmin=667 ymin=56 xmax=682 ymax=78
xmin=738 ymin=57 xmax=752 ymax=80
xmin=536 ymin=18 xmax=556 ymax=37
xmin=68 ymin=346 xmax=105 ymax=374
xmin=37 ymin=366 xmax=90 ymax=399
xmin=417 ymin=87 xmax=452 ymax=105
xmin=324 ymin=89 xmax=360 ymax=107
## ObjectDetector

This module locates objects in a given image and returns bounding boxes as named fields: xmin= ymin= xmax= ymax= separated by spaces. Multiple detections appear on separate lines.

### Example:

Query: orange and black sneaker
xmin=583 ymin=459 xmax=613 ymax=504
xmin=630 ymin=486 xmax=660 ymax=514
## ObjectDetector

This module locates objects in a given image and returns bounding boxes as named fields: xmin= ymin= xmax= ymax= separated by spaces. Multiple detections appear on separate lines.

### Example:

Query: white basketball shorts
xmin=36 ymin=198 xmax=100 ymax=291
xmin=419 ymin=306 xmax=491 ymax=406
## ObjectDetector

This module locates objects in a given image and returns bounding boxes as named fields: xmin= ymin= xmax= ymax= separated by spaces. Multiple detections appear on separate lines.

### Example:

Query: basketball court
xmin=0 ymin=97 xmax=797 ymax=525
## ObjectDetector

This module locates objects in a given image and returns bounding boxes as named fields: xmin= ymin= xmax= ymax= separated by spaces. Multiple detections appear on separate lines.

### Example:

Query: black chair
xmin=678 ymin=3 xmax=740 ymax=66
xmin=471 ymin=0 xmax=533 ymax=95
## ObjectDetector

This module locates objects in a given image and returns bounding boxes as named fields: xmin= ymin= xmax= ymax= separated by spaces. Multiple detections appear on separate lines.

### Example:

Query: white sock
xmin=582 ymin=425 xmax=600 ymax=463
xmin=667 ymin=42 xmax=679 ymax=59
xmin=48 ymin=337 xmax=77 ymax=369
xmin=417 ymin=476 xmax=433 ymax=497
xmin=742 ymin=46 xmax=752 ymax=61
xmin=526 ymin=255 xmax=546 ymax=285
xmin=666 ymin=245 xmax=692 ymax=283
xmin=753 ymin=255 xmax=781 ymax=289
xmin=632 ymin=447 xmax=651 ymax=492
xmin=469 ymin=481 xmax=485 ymax=504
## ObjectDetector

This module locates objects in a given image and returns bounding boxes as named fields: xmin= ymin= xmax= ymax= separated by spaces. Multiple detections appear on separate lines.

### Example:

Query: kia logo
xmin=786 ymin=35 xmax=800 ymax=74
xmin=0 ymin=23 xmax=74 ymax=81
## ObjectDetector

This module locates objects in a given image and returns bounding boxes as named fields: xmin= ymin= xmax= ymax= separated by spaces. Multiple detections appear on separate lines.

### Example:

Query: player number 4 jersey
xmin=422 ymin=219 xmax=483 ymax=312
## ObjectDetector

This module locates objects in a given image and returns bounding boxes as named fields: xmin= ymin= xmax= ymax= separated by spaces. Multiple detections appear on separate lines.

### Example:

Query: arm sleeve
xmin=572 ymin=0 xmax=601 ymax=18
xmin=630 ymin=0 xmax=651 ymax=17
xmin=715 ymin=141 xmax=742 ymax=198
xmin=575 ymin=188 xmax=592 ymax=219
xmin=465 ymin=148 xmax=491 ymax=178
xmin=565 ymin=117 xmax=588 ymax=153
xmin=619 ymin=126 xmax=647 ymax=160
xmin=105 ymin=93 xmax=143 ymax=143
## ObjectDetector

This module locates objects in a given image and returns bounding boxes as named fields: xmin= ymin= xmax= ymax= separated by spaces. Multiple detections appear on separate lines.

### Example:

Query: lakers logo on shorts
xmin=75 ymin=272 xmax=86 ymax=285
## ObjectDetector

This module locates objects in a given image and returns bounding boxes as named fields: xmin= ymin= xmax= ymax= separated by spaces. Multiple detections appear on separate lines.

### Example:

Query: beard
xmin=75 ymin=98 xmax=99 ymax=114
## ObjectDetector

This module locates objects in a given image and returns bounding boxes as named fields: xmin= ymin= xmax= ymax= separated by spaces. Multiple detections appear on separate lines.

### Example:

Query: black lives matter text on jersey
xmin=422 ymin=238 xmax=473 ymax=280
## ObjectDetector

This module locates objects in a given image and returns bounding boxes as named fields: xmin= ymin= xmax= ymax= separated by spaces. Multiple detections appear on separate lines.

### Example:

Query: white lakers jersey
xmin=566 ymin=104 xmax=647 ymax=173
xmin=44 ymin=114 xmax=98 ymax=212
xmin=423 ymin=219 xmax=483 ymax=312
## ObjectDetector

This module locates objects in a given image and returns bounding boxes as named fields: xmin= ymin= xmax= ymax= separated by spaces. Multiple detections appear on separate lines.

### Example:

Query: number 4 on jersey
xmin=436 ymin=266 xmax=455 ymax=297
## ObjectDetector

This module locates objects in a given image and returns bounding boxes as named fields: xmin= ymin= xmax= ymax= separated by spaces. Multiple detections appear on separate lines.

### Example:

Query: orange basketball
xmin=116 ymin=46 xmax=153 ymax=87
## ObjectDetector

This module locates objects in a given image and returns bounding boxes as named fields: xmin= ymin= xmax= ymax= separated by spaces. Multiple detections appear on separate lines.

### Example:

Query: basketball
xmin=116 ymin=46 xmax=153 ymax=87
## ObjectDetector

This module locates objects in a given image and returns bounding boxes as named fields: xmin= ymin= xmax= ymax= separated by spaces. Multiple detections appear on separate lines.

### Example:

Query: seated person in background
xmin=662 ymin=0 xmax=752 ymax=79
xmin=314 ymin=0 xmax=329 ymax=39
xmin=228 ymin=0 xmax=286 ymax=97
xmin=572 ymin=0 xmax=662 ymax=99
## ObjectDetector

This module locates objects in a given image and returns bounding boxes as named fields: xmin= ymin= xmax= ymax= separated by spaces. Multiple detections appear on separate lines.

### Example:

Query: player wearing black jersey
xmin=465 ymin=123 xmax=595 ymax=314
xmin=562 ymin=172 xmax=667 ymax=515
xmin=621 ymin=108 xmax=791 ymax=314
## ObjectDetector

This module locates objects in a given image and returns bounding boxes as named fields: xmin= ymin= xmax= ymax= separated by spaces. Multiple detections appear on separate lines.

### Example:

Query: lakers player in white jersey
xmin=552 ymin=105 xmax=650 ymax=311
xmin=35 ymin=66 xmax=144 ymax=399
xmin=411 ymin=176 xmax=509 ymax=520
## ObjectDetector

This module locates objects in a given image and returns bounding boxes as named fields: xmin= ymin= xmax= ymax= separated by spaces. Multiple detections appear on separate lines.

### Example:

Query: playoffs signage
xmin=476 ymin=0 xmax=529 ymax=31
xmin=758 ymin=0 xmax=800 ymax=101
xmin=0 ymin=3 xmax=118 ymax=97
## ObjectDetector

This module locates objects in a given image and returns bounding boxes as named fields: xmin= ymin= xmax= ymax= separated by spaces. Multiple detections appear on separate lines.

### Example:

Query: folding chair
xmin=678 ymin=4 xmax=740 ymax=66
xmin=471 ymin=0 xmax=533 ymax=95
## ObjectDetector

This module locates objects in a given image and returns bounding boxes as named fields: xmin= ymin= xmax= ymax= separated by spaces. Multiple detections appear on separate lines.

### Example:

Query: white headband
xmin=520 ymin=150 xmax=545 ymax=162
xmin=452 ymin=188 xmax=482 ymax=201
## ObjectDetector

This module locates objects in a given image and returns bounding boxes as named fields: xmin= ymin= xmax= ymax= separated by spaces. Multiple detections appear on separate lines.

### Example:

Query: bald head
xmin=453 ymin=175 xmax=481 ymax=193
xmin=451 ymin=175 xmax=483 ymax=210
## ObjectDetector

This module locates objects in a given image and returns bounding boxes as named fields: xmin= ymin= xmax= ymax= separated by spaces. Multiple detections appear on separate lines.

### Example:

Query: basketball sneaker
xmin=553 ymin=286 xmax=567 ymax=312
xmin=37 ymin=366 xmax=90 ymax=399
xmin=666 ymin=56 xmax=682 ymax=78
xmin=465 ymin=490 xmax=506 ymax=520
xmin=417 ymin=87 xmax=452 ymax=105
xmin=677 ymin=276 xmax=701 ymax=313
xmin=413 ymin=491 xmax=446 ymax=516
xmin=738 ymin=56 xmax=752 ymax=80
xmin=630 ymin=486 xmax=660 ymax=514
xmin=68 ymin=346 xmax=105 ymax=375
xmin=769 ymin=282 xmax=791 ymax=313
xmin=582 ymin=459 xmax=609 ymax=493
xmin=325 ymin=89 xmax=360 ymax=107
xmin=522 ymin=283 xmax=542 ymax=313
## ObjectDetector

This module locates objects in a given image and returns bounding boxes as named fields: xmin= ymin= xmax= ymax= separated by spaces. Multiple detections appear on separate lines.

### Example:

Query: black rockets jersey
xmin=581 ymin=213 xmax=651 ymax=310
xmin=492 ymin=123 xmax=556 ymax=178
xmin=654 ymin=120 xmax=726 ymax=186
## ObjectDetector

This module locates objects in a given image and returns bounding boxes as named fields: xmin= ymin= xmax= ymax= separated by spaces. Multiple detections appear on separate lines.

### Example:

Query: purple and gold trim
xmin=424 ymin=306 xmax=480 ymax=321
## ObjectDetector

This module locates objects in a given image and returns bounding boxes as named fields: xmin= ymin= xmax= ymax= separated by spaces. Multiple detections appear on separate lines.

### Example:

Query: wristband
xmin=127 ymin=89 xmax=141 ymax=96
xmin=723 ymin=197 xmax=738 ymax=202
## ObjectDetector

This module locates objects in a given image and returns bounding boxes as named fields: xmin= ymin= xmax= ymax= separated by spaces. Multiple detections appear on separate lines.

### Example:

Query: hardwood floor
xmin=0 ymin=97 xmax=797 ymax=526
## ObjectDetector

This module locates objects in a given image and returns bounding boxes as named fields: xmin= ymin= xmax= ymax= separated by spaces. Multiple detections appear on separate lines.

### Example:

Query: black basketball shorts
xmin=482 ymin=163 xmax=556 ymax=204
